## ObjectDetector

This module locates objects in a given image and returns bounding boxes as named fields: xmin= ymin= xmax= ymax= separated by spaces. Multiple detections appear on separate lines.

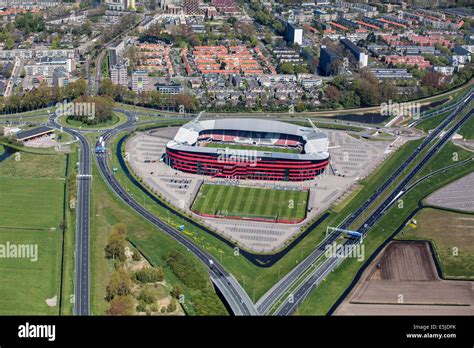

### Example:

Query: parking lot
xmin=426 ymin=172 xmax=474 ymax=212
xmin=125 ymin=127 xmax=400 ymax=252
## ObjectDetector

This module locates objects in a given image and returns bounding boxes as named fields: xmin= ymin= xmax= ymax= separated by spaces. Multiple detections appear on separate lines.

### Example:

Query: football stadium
xmin=165 ymin=119 xmax=330 ymax=181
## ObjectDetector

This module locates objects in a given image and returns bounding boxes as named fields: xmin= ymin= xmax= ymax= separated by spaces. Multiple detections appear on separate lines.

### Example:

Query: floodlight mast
xmin=193 ymin=111 xmax=204 ymax=123
xmin=307 ymin=118 xmax=322 ymax=133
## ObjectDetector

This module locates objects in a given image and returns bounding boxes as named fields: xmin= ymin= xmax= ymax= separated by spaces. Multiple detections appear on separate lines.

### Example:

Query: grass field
xmin=89 ymin=159 xmax=226 ymax=315
xmin=0 ymin=230 xmax=62 ymax=315
xmin=0 ymin=152 xmax=66 ymax=179
xmin=458 ymin=115 xmax=474 ymax=140
xmin=296 ymin=140 xmax=474 ymax=315
xmin=0 ymin=177 xmax=63 ymax=229
xmin=0 ymin=148 xmax=66 ymax=315
xmin=204 ymin=142 xmax=301 ymax=154
xmin=397 ymin=208 xmax=474 ymax=279
xmin=192 ymin=184 xmax=308 ymax=222
xmin=416 ymin=112 xmax=449 ymax=133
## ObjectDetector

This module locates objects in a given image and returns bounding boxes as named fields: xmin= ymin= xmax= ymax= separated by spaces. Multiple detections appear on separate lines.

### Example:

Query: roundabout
xmin=55 ymin=111 xmax=128 ymax=131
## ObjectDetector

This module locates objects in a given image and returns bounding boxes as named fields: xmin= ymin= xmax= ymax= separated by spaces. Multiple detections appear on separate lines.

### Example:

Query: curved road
xmin=273 ymin=92 xmax=473 ymax=315
xmin=48 ymin=109 xmax=257 ymax=315
xmin=95 ymin=115 xmax=258 ymax=315
xmin=43 ymin=87 xmax=471 ymax=316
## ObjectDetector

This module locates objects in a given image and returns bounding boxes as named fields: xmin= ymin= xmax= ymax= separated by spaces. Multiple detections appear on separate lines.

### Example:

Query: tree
xmin=5 ymin=36 xmax=14 ymax=50
xmin=294 ymin=64 xmax=309 ymax=74
xmin=325 ymin=85 xmax=340 ymax=102
xmin=278 ymin=62 xmax=295 ymax=74
xmin=69 ymin=95 xmax=115 ymax=125
xmin=106 ymin=295 xmax=134 ymax=315
xmin=105 ymin=269 xmax=132 ymax=301
xmin=174 ymin=93 xmax=198 ymax=111
xmin=14 ymin=12 xmax=45 ymax=34
xmin=105 ymin=224 xmax=127 ymax=261
xmin=51 ymin=37 xmax=62 ymax=49
xmin=170 ymin=284 xmax=184 ymax=299
xmin=99 ymin=78 xmax=116 ymax=98
xmin=340 ymin=90 xmax=360 ymax=108
xmin=380 ymin=80 xmax=397 ymax=101
xmin=65 ymin=79 xmax=87 ymax=99
xmin=422 ymin=71 xmax=444 ymax=89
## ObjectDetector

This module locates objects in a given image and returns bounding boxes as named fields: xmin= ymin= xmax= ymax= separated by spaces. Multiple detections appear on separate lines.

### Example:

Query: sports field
xmin=191 ymin=184 xmax=308 ymax=222
xmin=0 ymin=149 xmax=65 ymax=314
xmin=203 ymin=142 xmax=301 ymax=154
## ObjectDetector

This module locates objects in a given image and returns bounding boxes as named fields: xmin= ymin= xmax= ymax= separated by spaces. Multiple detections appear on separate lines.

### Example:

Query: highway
xmin=257 ymin=91 xmax=473 ymax=315
xmin=273 ymin=92 xmax=473 ymax=315
xmin=47 ymin=115 xmax=92 ymax=315
xmin=92 ymin=115 xmax=258 ymax=315
xmin=41 ymin=88 xmax=470 ymax=316
xmin=74 ymin=131 xmax=91 ymax=315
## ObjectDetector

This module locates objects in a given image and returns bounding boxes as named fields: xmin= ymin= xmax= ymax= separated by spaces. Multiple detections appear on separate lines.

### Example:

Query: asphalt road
xmin=273 ymin=92 xmax=473 ymax=315
xmin=74 ymin=131 xmax=91 ymax=315
xmin=48 ymin=114 xmax=92 ymax=315
xmin=41 ymin=89 xmax=470 ymax=316
xmin=93 ymin=116 xmax=258 ymax=315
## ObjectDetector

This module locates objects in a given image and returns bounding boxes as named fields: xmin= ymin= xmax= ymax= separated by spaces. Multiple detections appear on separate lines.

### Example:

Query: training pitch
xmin=191 ymin=183 xmax=308 ymax=223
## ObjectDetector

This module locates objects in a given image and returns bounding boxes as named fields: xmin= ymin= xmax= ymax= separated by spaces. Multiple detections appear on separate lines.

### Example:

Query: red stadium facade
xmin=166 ymin=147 xmax=329 ymax=181
xmin=165 ymin=119 xmax=330 ymax=182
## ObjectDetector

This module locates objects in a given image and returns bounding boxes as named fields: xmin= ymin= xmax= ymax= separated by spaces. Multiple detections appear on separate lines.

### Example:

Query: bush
xmin=170 ymin=284 xmax=184 ymax=299
xmin=137 ymin=288 xmax=156 ymax=304
xmin=132 ymin=250 xmax=141 ymax=261
xmin=166 ymin=300 xmax=177 ymax=313
xmin=164 ymin=251 xmax=207 ymax=290
xmin=134 ymin=267 xmax=164 ymax=283
xmin=191 ymin=291 xmax=228 ymax=316
xmin=136 ymin=300 xmax=147 ymax=313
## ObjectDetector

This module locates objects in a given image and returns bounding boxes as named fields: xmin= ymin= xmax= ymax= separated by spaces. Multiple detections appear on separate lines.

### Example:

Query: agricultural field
xmin=397 ymin=208 xmax=474 ymax=279
xmin=192 ymin=184 xmax=308 ymax=222
xmin=335 ymin=241 xmax=474 ymax=315
xmin=0 ymin=148 xmax=66 ymax=315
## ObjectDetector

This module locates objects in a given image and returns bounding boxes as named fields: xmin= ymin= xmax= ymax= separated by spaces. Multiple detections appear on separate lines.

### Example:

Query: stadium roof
xmin=167 ymin=118 xmax=329 ymax=161
xmin=15 ymin=126 xmax=53 ymax=141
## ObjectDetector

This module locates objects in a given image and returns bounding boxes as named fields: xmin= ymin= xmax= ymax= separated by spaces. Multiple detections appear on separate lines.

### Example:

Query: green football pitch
xmin=191 ymin=184 xmax=308 ymax=222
